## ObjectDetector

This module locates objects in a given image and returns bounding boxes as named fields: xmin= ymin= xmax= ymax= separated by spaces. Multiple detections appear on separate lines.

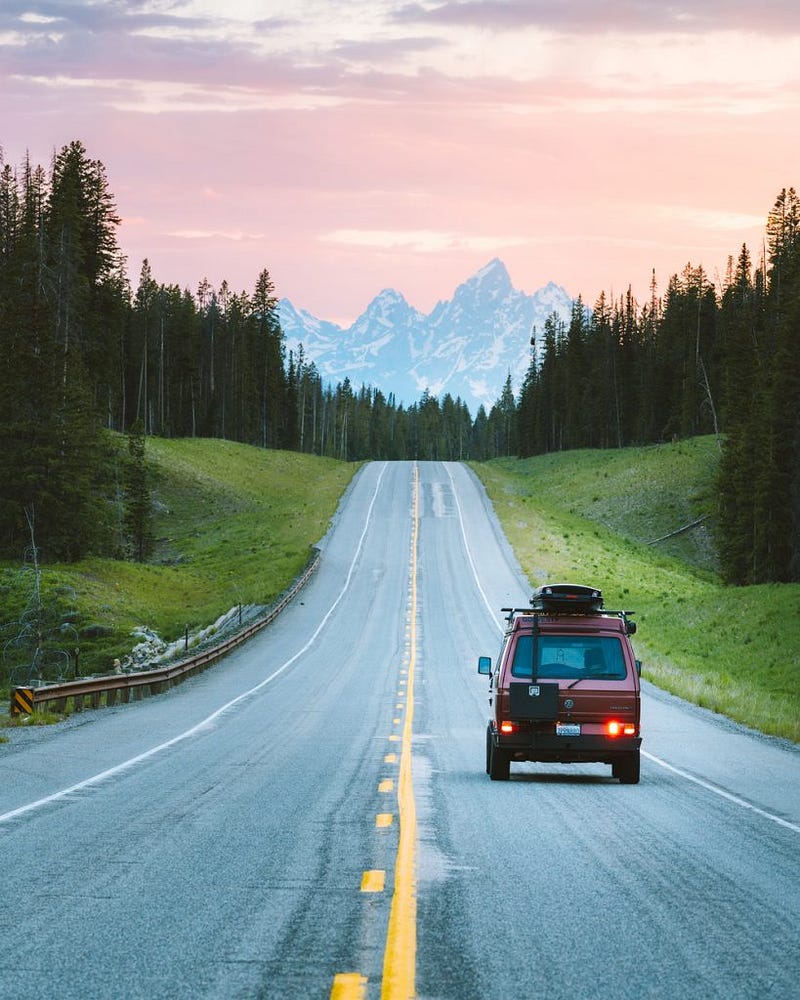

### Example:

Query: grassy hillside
xmin=471 ymin=437 xmax=799 ymax=743
xmin=4 ymin=435 xmax=796 ymax=742
xmin=0 ymin=441 xmax=357 ymax=685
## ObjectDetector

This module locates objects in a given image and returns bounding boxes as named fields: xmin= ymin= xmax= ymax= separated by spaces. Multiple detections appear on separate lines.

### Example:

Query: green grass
xmin=7 ymin=709 xmax=62 ymax=727
xmin=471 ymin=437 xmax=800 ymax=743
xmin=1 ymin=440 xmax=357 ymax=687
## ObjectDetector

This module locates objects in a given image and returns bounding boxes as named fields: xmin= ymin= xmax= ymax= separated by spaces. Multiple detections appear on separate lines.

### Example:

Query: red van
xmin=478 ymin=584 xmax=642 ymax=783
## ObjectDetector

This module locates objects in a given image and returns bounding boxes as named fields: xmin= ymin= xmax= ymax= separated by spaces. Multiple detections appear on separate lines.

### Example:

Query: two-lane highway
xmin=1 ymin=461 xmax=798 ymax=999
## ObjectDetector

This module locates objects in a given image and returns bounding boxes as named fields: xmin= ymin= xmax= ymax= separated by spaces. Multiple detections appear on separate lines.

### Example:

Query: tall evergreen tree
xmin=763 ymin=188 xmax=800 ymax=580
xmin=124 ymin=419 xmax=152 ymax=562
xmin=252 ymin=268 xmax=285 ymax=448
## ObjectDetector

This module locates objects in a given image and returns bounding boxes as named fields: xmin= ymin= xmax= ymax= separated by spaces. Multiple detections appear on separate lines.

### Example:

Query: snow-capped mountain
xmin=279 ymin=259 xmax=574 ymax=414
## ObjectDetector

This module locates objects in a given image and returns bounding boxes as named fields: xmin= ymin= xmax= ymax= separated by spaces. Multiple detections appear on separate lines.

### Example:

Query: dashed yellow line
xmin=330 ymin=465 xmax=420 ymax=1000
xmin=361 ymin=870 xmax=386 ymax=893
xmin=331 ymin=973 xmax=367 ymax=1000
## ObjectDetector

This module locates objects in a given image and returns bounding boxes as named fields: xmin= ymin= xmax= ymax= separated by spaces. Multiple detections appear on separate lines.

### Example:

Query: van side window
xmin=511 ymin=635 xmax=627 ymax=680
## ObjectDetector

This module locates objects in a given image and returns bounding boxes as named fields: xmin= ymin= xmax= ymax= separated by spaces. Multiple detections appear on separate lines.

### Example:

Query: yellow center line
xmin=381 ymin=462 xmax=419 ymax=1000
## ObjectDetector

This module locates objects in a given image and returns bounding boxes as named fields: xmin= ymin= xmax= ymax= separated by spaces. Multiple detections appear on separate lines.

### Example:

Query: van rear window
xmin=511 ymin=635 xmax=626 ymax=680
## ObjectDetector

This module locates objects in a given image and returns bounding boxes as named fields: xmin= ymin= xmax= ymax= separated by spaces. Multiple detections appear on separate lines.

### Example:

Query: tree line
xmin=510 ymin=190 xmax=800 ymax=585
xmin=0 ymin=141 xmax=797 ymax=583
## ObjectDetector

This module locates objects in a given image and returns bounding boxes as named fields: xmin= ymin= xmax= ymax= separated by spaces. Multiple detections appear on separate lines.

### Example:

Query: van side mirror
xmin=636 ymin=659 xmax=642 ymax=676
xmin=477 ymin=656 xmax=491 ymax=675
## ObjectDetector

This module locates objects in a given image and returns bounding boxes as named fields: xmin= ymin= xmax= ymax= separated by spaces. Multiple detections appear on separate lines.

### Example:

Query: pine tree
xmin=252 ymin=269 xmax=285 ymax=448
xmin=0 ymin=147 xmax=110 ymax=559
xmin=763 ymin=189 xmax=800 ymax=580
xmin=124 ymin=419 xmax=152 ymax=562
xmin=489 ymin=373 xmax=518 ymax=457
xmin=716 ymin=245 xmax=763 ymax=583
xmin=516 ymin=331 xmax=539 ymax=458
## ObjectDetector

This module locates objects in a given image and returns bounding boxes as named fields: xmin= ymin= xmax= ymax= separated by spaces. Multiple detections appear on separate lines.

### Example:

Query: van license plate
xmin=556 ymin=723 xmax=581 ymax=736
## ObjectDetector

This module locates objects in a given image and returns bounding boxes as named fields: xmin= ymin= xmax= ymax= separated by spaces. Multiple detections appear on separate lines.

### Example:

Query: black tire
xmin=488 ymin=737 xmax=511 ymax=781
xmin=615 ymin=751 xmax=640 ymax=784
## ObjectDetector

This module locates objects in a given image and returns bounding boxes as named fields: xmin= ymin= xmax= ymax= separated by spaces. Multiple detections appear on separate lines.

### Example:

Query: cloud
xmin=321 ymin=228 xmax=529 ymax=252
xmin=4 ymin=0 xmax=799 ymax=116
xmin=655 ymin=206 xmax=767 ymax=231
xmin=167 ymin=228 xmax=267 ymax=241
xmin=1 ymin=0 xmax=795 ymax=322
xmin=394 ymin=0 xmax=800 ymax=35
xmin=0 ymin=2 xmax=296 ymax=85
xmin=11 ymin=73 xmax=347 ymax=114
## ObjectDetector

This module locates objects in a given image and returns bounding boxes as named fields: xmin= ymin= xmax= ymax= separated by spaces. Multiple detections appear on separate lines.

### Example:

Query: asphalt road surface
xmin=1 ymin=461 xmax=798 ymax=1000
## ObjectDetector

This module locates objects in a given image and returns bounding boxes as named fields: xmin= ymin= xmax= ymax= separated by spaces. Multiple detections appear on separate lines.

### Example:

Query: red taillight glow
xmin=500 ymin=721 xmax=516 ymax=734
xmin=606 ymin=720 xmax=636 ymax=737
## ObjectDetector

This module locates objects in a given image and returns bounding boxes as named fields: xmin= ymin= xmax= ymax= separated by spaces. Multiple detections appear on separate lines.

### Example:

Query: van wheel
xmin=488 ymin=738 xmax=510 ymax=781
xmin=615 ymin=751 xmax=640 ymax=784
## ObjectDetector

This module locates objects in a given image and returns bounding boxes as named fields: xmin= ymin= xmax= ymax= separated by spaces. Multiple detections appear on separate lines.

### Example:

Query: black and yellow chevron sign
xmin=11 ymin=687 xmax=34 ymax=716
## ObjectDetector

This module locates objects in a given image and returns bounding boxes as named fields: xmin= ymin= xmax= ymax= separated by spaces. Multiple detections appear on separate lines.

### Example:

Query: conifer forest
xmin=1 ymin=141 xmax=798 ymax=583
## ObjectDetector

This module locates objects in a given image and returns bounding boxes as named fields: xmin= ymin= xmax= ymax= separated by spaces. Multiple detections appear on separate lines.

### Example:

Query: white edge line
xmin=0 ymin=462 xmax=389 ymax=828
xmin=444 ymin=464 xmax=502 ymax=630
xmin=643 ymin=750 xmax=800 ymax=834
xmin=445 ymin=463 xmax=800 ymax=837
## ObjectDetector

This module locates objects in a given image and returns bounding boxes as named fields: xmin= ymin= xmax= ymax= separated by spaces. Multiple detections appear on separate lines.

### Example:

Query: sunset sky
xmin=2 ymin=1 xmax=799 ymax=324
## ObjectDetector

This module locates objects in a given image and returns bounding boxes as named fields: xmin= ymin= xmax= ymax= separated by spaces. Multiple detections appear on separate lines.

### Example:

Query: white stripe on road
xmin=643 ymin=750 xmax=800 ymax=834
xmin=445 ymin=461 xmax=799 ymax=837
xmin=0 ymin=463 xmax=389 ymax=827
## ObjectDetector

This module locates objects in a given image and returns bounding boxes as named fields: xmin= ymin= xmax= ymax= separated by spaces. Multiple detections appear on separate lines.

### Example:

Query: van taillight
xmin=500 ymin=721 xmax=516 ymax=734
xmin=606 ymin=720 xmax=636 ymax=737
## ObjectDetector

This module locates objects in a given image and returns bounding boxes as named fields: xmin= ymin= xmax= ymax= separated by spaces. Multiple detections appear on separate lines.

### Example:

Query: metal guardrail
xmin=10 ymin=548 xmax=321 ymax=716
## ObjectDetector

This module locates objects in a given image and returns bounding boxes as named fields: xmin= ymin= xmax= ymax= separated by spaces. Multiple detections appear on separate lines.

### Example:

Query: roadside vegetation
xmin=0 ymin=440 xmax=356 ymax=700
xmin=3 ymin=436 xmax=797 ymax=743
xmin=472 ymin=436 xmax=800 ymax=743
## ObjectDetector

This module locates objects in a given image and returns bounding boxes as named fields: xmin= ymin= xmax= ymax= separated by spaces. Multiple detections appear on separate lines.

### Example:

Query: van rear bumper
xmin=495 ymin=730 xmax=641 ymax=763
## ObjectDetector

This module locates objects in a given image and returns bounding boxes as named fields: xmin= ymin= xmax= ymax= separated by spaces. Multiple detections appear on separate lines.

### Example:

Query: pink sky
xmin=2 ymin=1 xmax=799 ymax=325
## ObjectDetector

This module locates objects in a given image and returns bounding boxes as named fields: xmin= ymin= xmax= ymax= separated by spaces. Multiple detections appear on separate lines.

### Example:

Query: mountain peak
xmin=374 ymin=287 xmax=406 ymax=304
xmin=452 ymin=258 xmax=513 ymax=308
xmin=476 ymin=257 xmax=511 ymax=281
xmin=279 ymin=260 xmax=573 ymax=412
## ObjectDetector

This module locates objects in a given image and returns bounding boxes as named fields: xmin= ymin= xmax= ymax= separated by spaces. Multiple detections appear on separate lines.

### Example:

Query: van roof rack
xmin=500 ymin=583 xmax=637 ymax=634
